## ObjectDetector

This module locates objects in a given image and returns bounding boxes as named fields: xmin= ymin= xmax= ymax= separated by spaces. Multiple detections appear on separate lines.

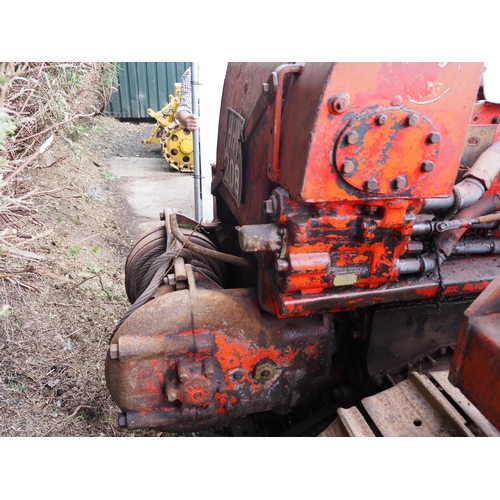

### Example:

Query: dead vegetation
xmin=0 ymin=62 xmax=118 ymax=277
xmin=0 ymin=62 xmax=166 ymax=436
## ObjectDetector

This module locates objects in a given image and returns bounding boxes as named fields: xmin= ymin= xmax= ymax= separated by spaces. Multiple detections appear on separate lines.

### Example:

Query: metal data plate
xmin=222 ymin=108 xmax=245 ymax=206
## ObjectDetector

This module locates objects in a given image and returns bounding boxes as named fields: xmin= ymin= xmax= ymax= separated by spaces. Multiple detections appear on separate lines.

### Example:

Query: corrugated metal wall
xmin=106 ymin=62 xmax=190 ymax=119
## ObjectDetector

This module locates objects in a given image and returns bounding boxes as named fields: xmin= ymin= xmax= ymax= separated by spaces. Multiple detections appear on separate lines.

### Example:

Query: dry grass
xmin=0 ymin=63 xmax=170 ymax=436
xmin=0 ymin=62 xmax=118 ymax=258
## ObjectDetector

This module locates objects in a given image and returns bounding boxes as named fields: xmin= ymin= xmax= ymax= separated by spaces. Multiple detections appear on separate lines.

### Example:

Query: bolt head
xmin=366 ymin=178 xmax=378 ymax=191
xmin=376 ymin=114 xmax=388 ymax=125
xmin=118 ymin=414 xmax=127 ymax=427
xmin=428 ymin=132 xmax=441 ymax=144
xmin=329 ymin=91 xmax=350 ymax=114
xmin=275 ymin=258 xmax=289 ymax=272
xmin=109 ymin=343 xmax=119 ymax=359
xmin=407 ymin=113 xmax=419 ymax=126
xmin=394 ymin=176 xmax=407 ymax=190
xmin=166 ymin=387 xmax=179 ymax=402
xmin=263 ymin=199 xmax=274 ymax=215
xmin=392 ymin=95 xmax=403 ymax=106
xmin=347 ymin=131 xmax=359 ymax=145
xmin=421 ymin=160 xmax=434 ymax=172
xmin=342 ymin=160 xmax=355 ymax=175
xmin=204 ymin=359 xmax=215 ymax=379
xmin=263 ymin=195 xmax=277 ymax=216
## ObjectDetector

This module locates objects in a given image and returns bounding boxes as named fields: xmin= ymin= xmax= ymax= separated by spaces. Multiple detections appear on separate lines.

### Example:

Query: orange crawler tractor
xmin=106 ymin=63 xmax=500 ymax=436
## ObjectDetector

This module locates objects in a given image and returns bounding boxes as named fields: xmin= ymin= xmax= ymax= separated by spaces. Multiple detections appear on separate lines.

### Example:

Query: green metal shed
xmin=106 ymin=62 xmax=190 ymax=119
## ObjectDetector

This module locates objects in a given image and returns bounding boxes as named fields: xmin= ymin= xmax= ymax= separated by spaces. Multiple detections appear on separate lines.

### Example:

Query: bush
xmin=0 ymin=62 xmax=118 ymax=157
xmin=0 ymin=62 xmax=118 ymax=255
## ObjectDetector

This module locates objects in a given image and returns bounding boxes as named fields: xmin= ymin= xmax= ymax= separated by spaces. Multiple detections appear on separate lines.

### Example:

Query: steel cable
xmin=113 ymin=226 xmax=230 ymax=336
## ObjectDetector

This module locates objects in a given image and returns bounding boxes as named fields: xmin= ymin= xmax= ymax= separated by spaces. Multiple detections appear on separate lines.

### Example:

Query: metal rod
xmin=191 ymin=62 xmax=202 ymax=222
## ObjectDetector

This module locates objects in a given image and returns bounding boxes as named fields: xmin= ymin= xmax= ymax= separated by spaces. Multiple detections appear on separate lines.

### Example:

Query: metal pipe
xmin=423 ymin=140 xmax=500 ymax=213
xmin=462 ymin=139 xmax=500 ymax=190
xmin=191 ymin=62 xmax=202 ymax=222
xmin=169 ymin=213 xmax=251 ymax=269
xmin=398 ymin=237 xmax=500 ymax=275
xmin=397 ymin=253 xmax=437 ymax=275
xmin=453 ymin=239 xmax=500 ymax=255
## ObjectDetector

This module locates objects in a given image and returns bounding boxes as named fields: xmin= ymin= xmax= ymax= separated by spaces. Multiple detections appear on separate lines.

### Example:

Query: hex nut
xmin=366 ymin=178 xmax=378 ymax=190
xmin=253 ymin=361 xmax=277 ymax=382
xmin=376 ymin=114 xmax=388 ymax=125
xmin=329 ymin=91 xmax=350 ymax=114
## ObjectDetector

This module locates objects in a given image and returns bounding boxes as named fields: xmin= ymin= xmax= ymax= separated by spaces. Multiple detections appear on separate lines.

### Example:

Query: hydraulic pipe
xmin=423 ymin=140 xmax=500 ymax=213
xmin=398 ymin=239 xmax=500 ymax=275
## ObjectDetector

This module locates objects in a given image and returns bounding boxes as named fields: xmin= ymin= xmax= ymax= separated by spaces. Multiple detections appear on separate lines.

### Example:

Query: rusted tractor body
xmin=106 ymin=63 xmax=500 ymax=434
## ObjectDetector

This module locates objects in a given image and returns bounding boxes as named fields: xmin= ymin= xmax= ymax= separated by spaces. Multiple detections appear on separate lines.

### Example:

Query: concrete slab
xmin=107 ymin=157 xmax=195 ymax=239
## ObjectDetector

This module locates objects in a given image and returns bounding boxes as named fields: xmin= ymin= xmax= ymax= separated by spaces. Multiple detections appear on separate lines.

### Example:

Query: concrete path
xmin=107 ymin=157 xmax=196 ymax=239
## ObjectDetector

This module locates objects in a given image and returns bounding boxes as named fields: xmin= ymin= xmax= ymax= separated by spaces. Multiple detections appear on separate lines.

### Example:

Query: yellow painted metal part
xmin=142 ymin=83 xmax=194 ymax=172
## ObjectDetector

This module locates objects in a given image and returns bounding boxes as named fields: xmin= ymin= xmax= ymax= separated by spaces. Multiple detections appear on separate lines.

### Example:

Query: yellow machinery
xmin=142 ymin=83 xmax=194 ymax=173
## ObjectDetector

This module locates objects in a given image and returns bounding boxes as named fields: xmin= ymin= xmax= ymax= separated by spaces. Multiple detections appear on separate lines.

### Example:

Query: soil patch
xmin=0 ymin=116 xmax=176 ymax=436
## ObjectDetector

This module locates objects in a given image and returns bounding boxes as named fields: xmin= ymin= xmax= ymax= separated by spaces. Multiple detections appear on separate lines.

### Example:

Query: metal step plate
xmin=319 ymin=365 xmax=500 ymax=437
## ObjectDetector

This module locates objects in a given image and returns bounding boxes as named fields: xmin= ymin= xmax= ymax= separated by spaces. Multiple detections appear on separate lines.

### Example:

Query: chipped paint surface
xmin=108 ymin=63 xmax=500 ymax=434
xmin=106 ymin=281 xmax=331 ymax=431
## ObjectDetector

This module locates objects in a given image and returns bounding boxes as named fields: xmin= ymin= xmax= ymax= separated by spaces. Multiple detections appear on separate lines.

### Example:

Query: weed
xmin=0 ymin=304 xmax=11 ymax=318
xmin=66 ymin=246 xmax=81 ymax=258
xmin=10 ymin=381 xmax=25 ymax=393
xmin=91 ymin=246 xmax=98 ymax=254
xmin=86 ymin=260 xmax=102 ymax=274
xmin=101 ymin=171 xmax=118 ymax=180
xmin=0 ymin=111 xmax=17 ymax=149
xmin=100 ymin=285 xmax=122 ymax=301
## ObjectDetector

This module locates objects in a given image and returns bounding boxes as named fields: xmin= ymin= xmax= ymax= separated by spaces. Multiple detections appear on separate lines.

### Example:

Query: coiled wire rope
xmin=112 ymin=214 xmax=250 ymax=335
